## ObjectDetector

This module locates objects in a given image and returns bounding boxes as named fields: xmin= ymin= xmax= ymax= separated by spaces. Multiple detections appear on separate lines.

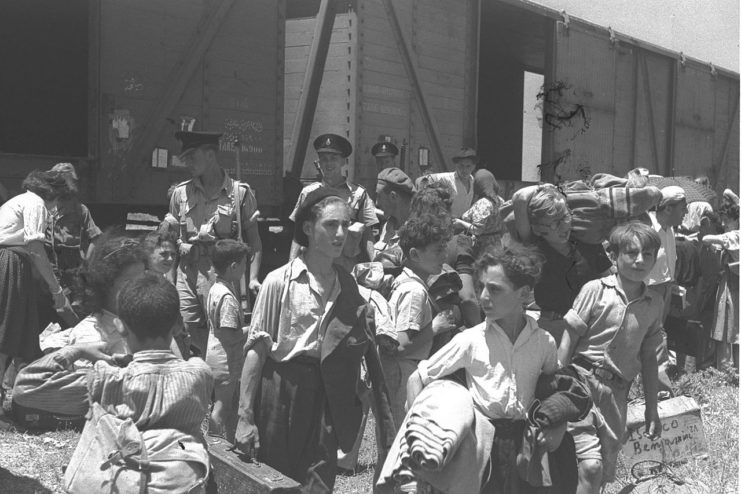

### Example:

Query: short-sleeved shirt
xmin=388 ymin=267 xmax=434 ymax=361
xmin=564 ymin=274 xmax=664 ymax=382
xmin=165 ymin=172 xmax=257 ymax=242
xmin=46 ymin=199 xmax=101 ymax=271
xmin=206 ymin=279 xmax=247 ymax=381
xmin=425 ymin=172 xmax=474 ymax=218
xmin=246 ymin=257 xmax=340 ymax=361
xmin=417 ymin=317 xmax=558 ymax=420
xmin=646 ymin=212 xmax=676 ymax=285
xmin=0 ymin=191 xmax=49 ymax=246
xmin=534 ymin=238 xmax=612 ymax=316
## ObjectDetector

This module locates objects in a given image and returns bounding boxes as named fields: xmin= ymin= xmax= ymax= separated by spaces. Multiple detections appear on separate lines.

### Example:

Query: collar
xmin=322 ymin=179 xmax=353 ymax=193
xmin=600 ymin=274 xmax=653 ymax=302
xmin=399 ymin=266 xmax=429 ymax=289
xmin=192 ymin=170 xmax=231 ymax=196
xmin=289 ymin=256 xmax=310 ymax=281
xmin=486 ymin=314 xmax=539 ymax=347
xmin=132 ymin=349 xmax=179 ymax=363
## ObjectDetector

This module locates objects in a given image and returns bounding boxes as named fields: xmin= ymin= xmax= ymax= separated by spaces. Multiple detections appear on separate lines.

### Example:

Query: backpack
xmin=63 ymin=402 xmax=210 ymax=494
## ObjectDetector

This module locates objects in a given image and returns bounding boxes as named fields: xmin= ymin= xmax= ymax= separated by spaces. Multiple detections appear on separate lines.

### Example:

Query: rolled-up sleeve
xmin=243 ymin=269 xmax=284 ymax=352
xmin=417 ymin=333 xmax=472 ymax=386
xmin=22 ymin=197 xmax=48 ymax=244
xmin=564 ymin=280 xmax=601 ymax=338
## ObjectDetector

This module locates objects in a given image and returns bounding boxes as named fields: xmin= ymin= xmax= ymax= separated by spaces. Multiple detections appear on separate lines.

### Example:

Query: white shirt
xmin=418 ymin=316 xmax=558 ymax=420
xmin=646 ymin=211 xmax=676 ymax=285
xmin=426 ymin=172 xmax=473 ymax=218
xmin=0 ymin=191 xmax=49 ymax=246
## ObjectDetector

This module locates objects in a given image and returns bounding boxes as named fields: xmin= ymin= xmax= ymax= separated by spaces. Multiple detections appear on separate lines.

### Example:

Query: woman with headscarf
xmin=235 ymin=187 xmax=394 ymax=492
xmin=456 ymin=169 xmax=505 ymax=255
xmin=0 ymin=169 xmax=75 ymax=392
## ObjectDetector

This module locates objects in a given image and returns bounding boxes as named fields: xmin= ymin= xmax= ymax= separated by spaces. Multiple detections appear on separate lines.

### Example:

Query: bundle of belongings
xmin=376 ymin=366 xmax=592 ymax=494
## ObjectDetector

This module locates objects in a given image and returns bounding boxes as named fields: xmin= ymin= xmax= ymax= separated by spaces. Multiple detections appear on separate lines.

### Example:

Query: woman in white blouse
xmin=0 ymin=169 xmax=75 ymax=390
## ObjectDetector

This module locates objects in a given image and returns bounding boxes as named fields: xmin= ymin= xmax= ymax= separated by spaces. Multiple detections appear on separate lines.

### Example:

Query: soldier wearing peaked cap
xmin=371 ymin=141 xmax=399 ymax=172
xmin=289 ymin=133 xmax=379 ymax=271
xmin=160 ymin=131 xmax=263 ymax=355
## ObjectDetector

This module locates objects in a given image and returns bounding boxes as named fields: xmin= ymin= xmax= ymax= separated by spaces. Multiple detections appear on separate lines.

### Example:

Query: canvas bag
xmin=64 ymin=402 xmax=210 ymax=494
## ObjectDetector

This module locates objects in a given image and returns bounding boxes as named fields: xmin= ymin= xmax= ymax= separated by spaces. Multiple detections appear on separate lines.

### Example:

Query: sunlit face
xmin=613 ymin=237 xmax=657 ymax=283
xmin=454 ymin=158 xmax=476 ymax=179
xmin=318 ymin=152 xmax=345 ymax=187
xmin=304 ymin=202 xmax=351 ymax=259
xmin=148 ymin=241 xmax=176 ymax=275
xmin=478 ymin=264 xmax=527 ymax=321
xmin=411 ymin=239 xmax=448 ymax=277
xmin=533 ymin=209 xmax=572 ymax=247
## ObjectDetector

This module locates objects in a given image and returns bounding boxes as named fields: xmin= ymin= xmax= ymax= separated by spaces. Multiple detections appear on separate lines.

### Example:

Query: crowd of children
xmin=0 ymin=159 xmax=737 ymax=494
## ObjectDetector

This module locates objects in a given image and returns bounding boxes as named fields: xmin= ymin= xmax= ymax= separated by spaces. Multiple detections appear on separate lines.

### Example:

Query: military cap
xmin=371 ymin=141 xmax=399 ymax=158
xmin=377 ymin=167 xmax=415 ymax=196
xmin=452 ymin=147 xmax=479 ymax=163
xmin=293 ymin=186 xmax=343 ymax=247
xmin=175 ymin=131 xmax=222 ymax=155
xmin=313 ymin=133 xmax=352 ymax=157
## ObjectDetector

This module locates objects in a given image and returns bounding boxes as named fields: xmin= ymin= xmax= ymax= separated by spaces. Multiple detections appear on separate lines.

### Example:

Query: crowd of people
xmin=0 ymin=130 xmax=737 ymax=494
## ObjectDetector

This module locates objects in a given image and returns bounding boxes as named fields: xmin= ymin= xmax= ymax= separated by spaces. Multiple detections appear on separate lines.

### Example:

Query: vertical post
xmin=288 ymin=0 xmax=337 ymax=178
xmin=666 ymin=59 xmax=678 ymax=176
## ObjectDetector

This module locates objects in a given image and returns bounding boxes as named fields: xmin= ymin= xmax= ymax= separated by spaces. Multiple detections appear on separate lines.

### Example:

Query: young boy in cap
xmin=289 ymin=133 xmax=378 ymax=271
xmin=161 ymin=130 xmax=262 ymax=355
xmin=423 ymin=147 xmax=478 ymax=218
xmin=559 ymin=222 xmax=664 ymax=494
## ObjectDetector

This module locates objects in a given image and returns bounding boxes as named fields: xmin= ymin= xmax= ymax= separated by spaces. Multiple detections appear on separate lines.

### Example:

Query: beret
xmin=377 ymin=167 xmax=415 ymax=195
xmin=293 ymin=186 xmax=343 ymax=246
xmin=659 ymin=185 xmax=687 ymax=207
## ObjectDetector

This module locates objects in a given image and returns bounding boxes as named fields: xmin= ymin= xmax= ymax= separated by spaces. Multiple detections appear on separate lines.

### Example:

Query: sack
xmin=64 ymin=403 xmax=210 ymax=494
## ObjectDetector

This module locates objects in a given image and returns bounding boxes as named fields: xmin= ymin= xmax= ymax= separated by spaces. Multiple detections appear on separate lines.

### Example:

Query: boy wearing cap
xmin=374 ymin=167 xmax=414 ymax=259
xmin=423 ymin=147 xmax=478 ymax=218
xmin=289 ymin=133 xmax=378 ymax=271
xmin=162 ymin=131 xmax=263 ymax=355
xmin=372 ymin=141 xmax=399 ymax=172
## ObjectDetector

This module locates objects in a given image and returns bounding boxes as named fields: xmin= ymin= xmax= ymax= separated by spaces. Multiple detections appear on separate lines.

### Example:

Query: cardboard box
xmin=622 ymin=396 xmax=708 ymax=465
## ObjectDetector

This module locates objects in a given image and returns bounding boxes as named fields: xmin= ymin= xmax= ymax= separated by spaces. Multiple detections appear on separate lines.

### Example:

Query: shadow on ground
xmin=0 ymin=467 xmax=54 ymax=494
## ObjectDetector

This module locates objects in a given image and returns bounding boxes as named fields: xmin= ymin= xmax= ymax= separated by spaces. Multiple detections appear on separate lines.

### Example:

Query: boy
xmin=206 ymin=239 xmax=251 ymax=439
xmin=405 ymin=243 xmax=559 ymax=493
xmin=385 ymin=213 xmax=451 ymax=428
xmin=65 ymin=273 xmax=213 ymax=492
xmin=558 ymin=222 xmax=664 ymax=494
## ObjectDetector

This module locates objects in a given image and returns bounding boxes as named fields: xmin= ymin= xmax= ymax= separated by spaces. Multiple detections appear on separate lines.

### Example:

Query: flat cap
xmin=293 ymin=186 xmax=343 ymax=247
xmin=377 ymin=167 xmax=415 ymax=196
xmin=452 ymin=147 xmax=479 ymax=163
xmin=175 ymin=131 xmax=222 ymax=155
xmin=313 ymin=133 xmax=352 ymax=157
xmin=371 ymin=141 xmax=399 ymax=157
xmin=659 ymin=185 xmax=687 ymax=207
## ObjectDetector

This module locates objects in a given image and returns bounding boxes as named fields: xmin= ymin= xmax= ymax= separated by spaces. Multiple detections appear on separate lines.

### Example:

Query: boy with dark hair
xmin=404 ymin=242 xmax=559 ymax=493
xmin=64 ymin=272 xmax=213 ymax=492
xmin=385 ymin=213 xmax=452 ymax=428
xmin=558 ymin=222 xmax=664 ymax=494
xmin=206 ymin=239 xmax=251 ymax=439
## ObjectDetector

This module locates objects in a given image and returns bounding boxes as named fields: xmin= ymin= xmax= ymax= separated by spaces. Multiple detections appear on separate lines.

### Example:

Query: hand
xmin=179 ymin=242 xmax=193 ymax=257
xmin=645 ymin=410 xmax=662 ymax=440
xmin=248 ymin=278 xmax=262 ymax=296
xmin=234 ymin=416 xmax=260 ymax=458
xmin=432 ymin=309 xmax=458 ymax=335
xmin=73 ymin=342 xmax=114 ymax=364
xmin=52 ymin=288 xmax=68 ymax=310
xmin=536 ymin=422 xmax=567 ymax=452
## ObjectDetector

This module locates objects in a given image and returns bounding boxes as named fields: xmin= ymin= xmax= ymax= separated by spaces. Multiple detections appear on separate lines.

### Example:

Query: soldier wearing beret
xmin=289 ymin=134 xmax=378 ymax=271
xmin=374 ymin=167 xmax=414 ymax=259
xmin=424 ymin=147 xmax=478 ymax=218
xmin=161 ymin=131 xmax=263 ymax=354
xmin=371 ymin=141 xmax=399 ymax=173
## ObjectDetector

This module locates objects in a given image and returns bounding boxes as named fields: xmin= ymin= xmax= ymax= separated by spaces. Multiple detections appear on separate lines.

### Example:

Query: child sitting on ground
xmin=206 ymin=239 xmax=251 ymax=439
xmin=64 ymin=272 xmax=213 ymax=493
xmin=386 ymin=213 xmax=452 ymax=429
xmin=558 ymin=222 xmax=664 ymax=494
xmin=405 ymin=243 xmax=560 ymax=493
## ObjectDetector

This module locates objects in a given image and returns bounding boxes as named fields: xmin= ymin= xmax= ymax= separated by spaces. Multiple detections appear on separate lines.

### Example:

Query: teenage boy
xmin=206 ymin=239 xmax=251 ymax=440
xmin=405 ymin=243 xmax=559 ymax=493
xmin=385 ymin=213 xmax=451 ymax=428
xmin=558 ymin=222 xmax=664 ymax=494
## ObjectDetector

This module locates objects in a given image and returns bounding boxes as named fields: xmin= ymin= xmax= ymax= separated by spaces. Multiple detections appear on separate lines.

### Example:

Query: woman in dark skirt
xmin=235 ymin=187 xmax=395 ymax=492
xmin=0 ymin=170 xmax=74 ymax=389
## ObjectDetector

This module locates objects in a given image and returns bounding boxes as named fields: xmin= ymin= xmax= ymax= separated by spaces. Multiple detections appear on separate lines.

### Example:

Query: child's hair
xmin=410 ymin=181 xmax=453 ymax=216
xmin=528 ymin=185 xmax=569 ymax=225
xmin=117 ymin=272 xmax=179 ymax=340
xmin=474 ymin=242 xmax=544 ymax=289
xmin=398 ymin=213 xmax=452 ymax=257
xmin=82 ymin=229 xmax=147 ymax=314
xmin=607 ymin=222 xmax=661 ymax=257
xmin=211 ymin=239 xmax=251 ymax=274
xmin=142 ymin=230 xmax=177 ymax=256
xmin=22 ymin=169 xmax=76 ymax=201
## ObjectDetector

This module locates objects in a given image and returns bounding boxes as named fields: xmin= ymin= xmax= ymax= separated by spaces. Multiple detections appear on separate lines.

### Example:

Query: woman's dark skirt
xmin=0 ymin=247 xmax=42 ymax=362
xmin=255 ymin=356 xmax=338 ymax=493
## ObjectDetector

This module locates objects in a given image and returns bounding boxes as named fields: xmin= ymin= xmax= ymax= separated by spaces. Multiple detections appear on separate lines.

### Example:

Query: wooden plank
xmin=207 ymin=438 xmax=301 ymax=493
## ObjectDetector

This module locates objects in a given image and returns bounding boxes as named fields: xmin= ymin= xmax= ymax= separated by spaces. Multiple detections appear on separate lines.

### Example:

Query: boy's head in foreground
xmin=474 ymin=242 xmax=544 ymax=322
xmin=115 ymin=272 xmax=180 ymax=351
xmin=398 ymin=213 xmax=452 ymax=277
xmin=211 ymin=239 xmax=251 ymax=283
xmin=607 ymin=222 xmax=661 ymax=283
